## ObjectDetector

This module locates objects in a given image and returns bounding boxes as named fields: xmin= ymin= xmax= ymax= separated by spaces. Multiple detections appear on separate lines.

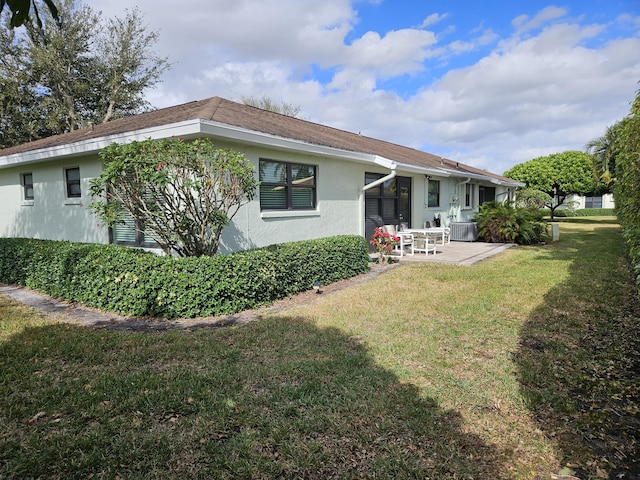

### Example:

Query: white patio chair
xmin=396 ymin=232 xmax=414 ymax=256
xmin=413 ymin=232 xmax=436 ymax=255
xmin=382 ymin=224 xmax=397 ymax=234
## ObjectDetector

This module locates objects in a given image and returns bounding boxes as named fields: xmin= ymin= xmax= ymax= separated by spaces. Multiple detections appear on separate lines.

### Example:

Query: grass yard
xmin=1 ymin=218 xmax=638 ymax=479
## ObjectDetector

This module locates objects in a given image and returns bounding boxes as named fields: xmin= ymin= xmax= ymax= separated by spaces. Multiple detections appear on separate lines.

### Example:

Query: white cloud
xmin=344 ymin=28 xmax=438 ymax=75
xmin=420 ymin=13 xmax=447 ymax=28
xmin=403 ymin=18 xmax=640 ymax=173
xmin=511 ymin=5 xmax=568 ymax=34
xmin=87 ymin=1 xmax=640 ymax=175
xmin=199 ymin=61 xmax=324 ymax=105
xmin=447 ymin=29 xmax=498 ymax=54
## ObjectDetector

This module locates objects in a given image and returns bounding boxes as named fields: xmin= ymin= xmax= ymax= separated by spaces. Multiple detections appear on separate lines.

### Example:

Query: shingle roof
xmin=0 ymin=96 xmax=516 ymax=184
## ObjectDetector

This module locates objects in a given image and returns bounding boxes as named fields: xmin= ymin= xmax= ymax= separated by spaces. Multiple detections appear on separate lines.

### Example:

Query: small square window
xmin=22 ymin=173 xmax=34 ymax=200
xmin=65 ymin=167 xmax=81 ymax=198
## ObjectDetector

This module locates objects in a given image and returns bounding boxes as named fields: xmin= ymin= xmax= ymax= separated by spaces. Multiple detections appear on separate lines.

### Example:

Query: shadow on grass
xmin=1 ymin=316 xmax=502 ymax=479
xmin=514 ymin=226 xmax=640 ymax=479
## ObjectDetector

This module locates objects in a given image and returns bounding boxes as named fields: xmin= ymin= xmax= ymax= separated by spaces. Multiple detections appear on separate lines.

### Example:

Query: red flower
xmin=370 ymin=227 xmax=399 ymax=254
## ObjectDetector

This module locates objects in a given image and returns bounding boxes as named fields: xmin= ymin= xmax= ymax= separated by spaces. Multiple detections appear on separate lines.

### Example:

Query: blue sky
xmin=91 ymin=0 xmax=640 ymax=175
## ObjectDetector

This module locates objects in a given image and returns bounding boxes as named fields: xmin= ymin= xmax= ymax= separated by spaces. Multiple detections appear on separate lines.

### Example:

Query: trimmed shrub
xmin=614 ymin=92 xmax=640 ymax=293
xmin=475 ymin=202 xmax=549 ymax=245
xmin=540 ymin=208 xmax=616 ymax=217
xmin=0 ymin=235 xmax=370 ymax=319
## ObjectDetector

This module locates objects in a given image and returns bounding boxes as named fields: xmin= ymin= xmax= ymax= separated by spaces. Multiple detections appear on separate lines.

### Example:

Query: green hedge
xmin=540 ymin=208 xmax=616 ymax=217
xmin=0 ymin=236 xmax=370 ymax=319
xmin=613 ymin=92 xmax=640 ymax=294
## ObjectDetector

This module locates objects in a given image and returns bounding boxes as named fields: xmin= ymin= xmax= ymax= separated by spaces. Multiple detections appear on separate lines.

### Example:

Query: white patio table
xmin=405 ymin=227 xmax=447 ymax=246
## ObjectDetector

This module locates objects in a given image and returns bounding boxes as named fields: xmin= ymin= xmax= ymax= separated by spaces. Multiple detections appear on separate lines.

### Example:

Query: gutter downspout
xmin=359 ymin=168 xmax=397 ymax=236
xmin=456 ymin=177 xmax=471 ymax=190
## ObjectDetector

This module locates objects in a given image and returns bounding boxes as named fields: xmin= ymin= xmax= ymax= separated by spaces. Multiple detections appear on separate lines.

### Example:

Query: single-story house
xmin=560 ymin=193 xmax=615 ymax=210
xmin=0 ymin=96 xmax=523 ymax=253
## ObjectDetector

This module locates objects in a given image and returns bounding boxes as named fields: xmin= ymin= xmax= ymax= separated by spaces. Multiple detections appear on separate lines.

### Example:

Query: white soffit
xmin=0 ymin=118 xmax=515 ymax=186
xmin=0 ymin=120 xmax=204 ymax=168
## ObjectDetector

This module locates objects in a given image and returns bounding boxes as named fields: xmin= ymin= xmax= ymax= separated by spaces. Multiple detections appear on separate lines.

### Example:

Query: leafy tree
xmin=89 ymin=138 xmax=259 ymax=257
xmin=0 ymin=23 xmax=53 ymax=145
xmin=503 ymin=151 xmax=599 ymax=219
xmin=585 ymin=122 xmax=623 ymax=186
xmin=25 ymin=0 xmax=100 ymax=133
xmin=0 ymin=0 xmax=59 ymax=30
xmin=0 ymin=0 xmax=170 ymax=147
xmin=95 ymin=8 xmax=169 ymax=124
xmin=613 ymin=87 xmax=640 ymax=291
xmin=241 ymin=94 xmax=302 ymax=117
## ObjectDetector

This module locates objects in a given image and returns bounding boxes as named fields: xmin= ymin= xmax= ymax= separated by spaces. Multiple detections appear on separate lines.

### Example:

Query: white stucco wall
xmin=409 ymin=176 xmax=513 ymax=228
xmin=0 ymin=137 xmax=517 ymax=252
xmin=218 ymin=144 xmax=366 ymax=253
xmin=0 ymin=141 xmax=373 ymax=253
xmin=0 ymin=155 xmax=109 ymax=243
xmin=564 ymin=193 xmax=615 ymax=209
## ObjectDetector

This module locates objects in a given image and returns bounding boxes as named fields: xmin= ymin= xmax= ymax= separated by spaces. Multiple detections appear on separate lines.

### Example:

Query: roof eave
xmin=393 ymin=161 xmax=452 ymax=177
xmin=437 ymin=169 xmax=524 ymax=187
xmin=0 ymin=118 xmax=523 ymax=187
xmin=0 ymin=119 xmax=205 ymax=168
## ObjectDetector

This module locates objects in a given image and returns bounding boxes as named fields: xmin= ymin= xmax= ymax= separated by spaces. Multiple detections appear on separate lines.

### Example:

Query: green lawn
xmin=1 ymin=218 xmax=638 ymax=479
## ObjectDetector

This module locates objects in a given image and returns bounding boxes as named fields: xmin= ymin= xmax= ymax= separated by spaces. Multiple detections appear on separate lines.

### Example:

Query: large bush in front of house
xmin=475 ymin=201 xmax=549 ymax=245
xmin=0 ymin=235 xmax=369 ymax=318
xmin=89 ymin=138 xmax=259 ymax=257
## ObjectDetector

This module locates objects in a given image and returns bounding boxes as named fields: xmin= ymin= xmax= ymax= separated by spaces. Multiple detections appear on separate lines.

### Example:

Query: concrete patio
xmin=389 ymin=241 xmax=517 ymax=266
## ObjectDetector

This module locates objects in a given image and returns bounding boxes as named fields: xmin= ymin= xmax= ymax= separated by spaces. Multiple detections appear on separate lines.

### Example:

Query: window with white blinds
xmin=112 ymin=211 xmax=157 ymax=247
xmin=259 ymin=159 xmax=316 ymax=210
xmin=110 ymin=196 xmax=158 ymax=248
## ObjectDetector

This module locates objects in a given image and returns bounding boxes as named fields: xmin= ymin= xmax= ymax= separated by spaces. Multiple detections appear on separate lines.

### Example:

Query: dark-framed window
xmin=428 ymin=179 xmax=440 ymax=208
xmin=479 ymin=186 xmax=496 ymax=206
xmin=22 ymin=173 xmax=34 ymax=200
xmin=65 ymin=167 xmax=81 ymax=198
xmin=585 ymin=196 xmax=602 ymax=208
xmin=364 ymin=173 xmax=411 ymax=226
xmin=259 ymin=159 xmax=316 ymax=210
xmin=108 ymin=190 xmax=159 ymax=248
xmin=110 ymin=212 xmax=158 ymax=248
xmin=365 ymin=172 xmax=397 ymax=219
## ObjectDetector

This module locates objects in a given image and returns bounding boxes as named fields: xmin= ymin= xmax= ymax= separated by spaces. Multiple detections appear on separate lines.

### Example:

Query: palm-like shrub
xmin=475 ymin=201 xmax=548 ymax=245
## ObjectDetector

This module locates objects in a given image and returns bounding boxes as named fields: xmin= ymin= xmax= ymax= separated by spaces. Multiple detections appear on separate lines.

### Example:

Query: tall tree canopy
xmin=585 ymin=121 xmax=624 ymax=186
xmin=0 ymin=0 xmax=170 ymax=148
xmin=504 ymin=150 xmax=600 ymax=219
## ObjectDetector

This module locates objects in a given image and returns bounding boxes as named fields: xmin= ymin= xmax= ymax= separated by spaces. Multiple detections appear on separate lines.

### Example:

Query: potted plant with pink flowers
xmin=370 ymin=227 xmax=400 ymax=264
